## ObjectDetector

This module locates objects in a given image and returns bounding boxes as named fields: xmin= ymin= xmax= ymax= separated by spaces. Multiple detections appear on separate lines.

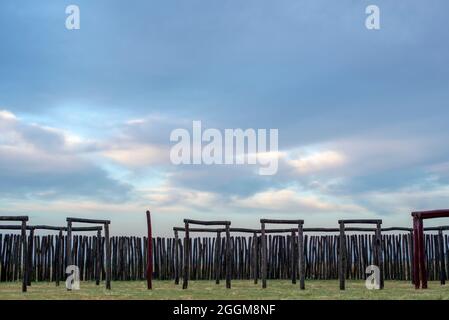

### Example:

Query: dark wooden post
xmin=438 ymin=229 xmax=446 ymax=285
xmin=146 ymin=210 xmax=153 ymax=289
xmin=225 ymin=224 xmax=231 ymax=289
xmin=261 ymin=222 xmax=267 ymax=288
xmin=174 ymin=230 xmax=180 ymax=285
xmin=27 ymin=228 xmax=34 ymax=286
xmin=56 ymin=229 xmax=63 ymax=286
xmin=182 ymin=221 xmax=190 ymax=289
xmin=96 ymin=229 xmax=101 ymax=285
xmin=215 ymin=231 xmax=221 ymax=285
xmin=66 ymin=220 xmax=72 ymax=269
xmin=298 ymin=223 xmax=305 ymax=290
xmin=253 ymin=232 xmax=258 ymax=284
xmin=375 ymin=222 xmax=384 ymax=289
xmin=339 ymin=221 xmax=346 ymax=290
xmin=104 ymin=223 xmax=111 ymax=290
xmin=409 ymin=230 xmax=414 ymax=285
xmin=290 ymin=230 xmax=296 ymax=284
xmin=21 ymin=220 xmax=28 ymax=292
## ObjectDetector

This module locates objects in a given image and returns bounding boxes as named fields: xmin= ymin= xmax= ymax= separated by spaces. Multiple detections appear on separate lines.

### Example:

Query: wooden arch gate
xmin=412 ymin=209 xmax=449 ymax=289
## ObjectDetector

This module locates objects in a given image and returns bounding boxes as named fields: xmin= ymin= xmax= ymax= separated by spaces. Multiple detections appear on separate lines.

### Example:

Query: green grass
xmin=1 ymin=280 xmax=449 ymax=300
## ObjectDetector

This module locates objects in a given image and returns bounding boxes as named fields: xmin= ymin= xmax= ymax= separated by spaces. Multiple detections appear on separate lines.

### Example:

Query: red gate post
xmin=411 ymin=209 xmax=449 ymax=289
xmin=146 ymin=210 xmax=153 ymax=290
xmin=417 ymin=218 xmax=427 ymax=289
xmin=412 ymin=217 xmax=420 ymax=288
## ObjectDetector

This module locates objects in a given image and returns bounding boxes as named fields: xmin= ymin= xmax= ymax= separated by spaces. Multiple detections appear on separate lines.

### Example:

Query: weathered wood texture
xmin=0 ymin=233 xmax=447 ymax=283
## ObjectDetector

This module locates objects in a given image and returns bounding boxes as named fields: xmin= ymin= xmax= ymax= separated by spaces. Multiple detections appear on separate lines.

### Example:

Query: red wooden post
xmin=417 ymin=218 xmax=427 ymax=289
xmin=412 ymin=217 xmax=420 ymax=288
xmin=411 ymin=209 xmax=449 ymax=289
xmin=146 ymin=210 xmax=153 ymax=290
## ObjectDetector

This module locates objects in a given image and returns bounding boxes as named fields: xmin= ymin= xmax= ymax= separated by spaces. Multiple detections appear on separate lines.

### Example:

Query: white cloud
xmin=287 ymin=150 xmax=346 ymax=174
xmin=230 ymin=187 xmax=365 ymax=213
xmin=103 ymin=144 xmax=169 ymax=167
xmin=0 ymin=110 xmax=130 ymax=200
xmin=141 ymin=185 xmax=221 ymax=212
xmin=0 ymin=110 xmax=17 ymax=120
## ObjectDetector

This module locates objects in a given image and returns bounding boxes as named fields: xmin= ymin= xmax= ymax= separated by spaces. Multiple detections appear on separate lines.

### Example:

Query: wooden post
xmin=104 ymin=223 xmax=111 ymax=290
xmin=438 ymin=229 xmax=446 ymax=285
xmin=225 ymin=224 xmax=231 ymax=289
xmin=409 ymin=231 xmax=414 ymax=285
xmin=375 ymin=222 xmax=384 ymax=289
xmin=56 ymin=229 xmax=63 ymax=286
xmin=253 ymin=232 xmax=258 ymax=284
xmin=290 ymin=231 xmax=296 ymax=284
xmin=66 ymin=221 xmax=72 ymax=268
xmin=174 ymin=230 xmax=180 ymax=285
xmin=215 ymin=231 xmax=221 ymax=285
xmin=21 ymin=220 xmax=28 ymax=292
xmin=182 ymin=222 xmax=190 ymax=289
xmin=417 ymin=218 xmax=427 ymax=289
xmin=339 ymin=221 xmax=346 ymax=290
xmin=66 ymin=221 xmax=72 ymax=290
xmin=27 ymin=228 xmax=34 ymax=286
xmin=146 ymin=210 xmax=153 ymax=289
xmin=261 ymin=222 xmax=267 ymax=288
xmin=298 ymin=223 xmax=305 ymax=290
xmin=96 ymin=229 xmax=101 ymax=285
xmin=413 ymin=217 xmax=420 ymax=288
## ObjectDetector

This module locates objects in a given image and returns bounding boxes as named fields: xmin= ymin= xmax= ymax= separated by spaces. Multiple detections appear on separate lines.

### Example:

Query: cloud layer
xmin=1 ymin=0 xmax=449 ymax=235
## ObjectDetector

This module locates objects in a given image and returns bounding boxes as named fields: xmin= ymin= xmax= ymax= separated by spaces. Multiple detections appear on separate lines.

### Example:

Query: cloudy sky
xmin=1 ymin=0 xmax=449 ymax=235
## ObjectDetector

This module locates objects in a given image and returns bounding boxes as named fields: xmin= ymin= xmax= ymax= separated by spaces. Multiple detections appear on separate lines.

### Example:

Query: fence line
xmin=0 ymin=233 xmax=447 ymax=282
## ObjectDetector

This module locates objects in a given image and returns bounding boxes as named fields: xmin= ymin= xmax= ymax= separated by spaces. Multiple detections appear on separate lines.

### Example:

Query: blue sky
xmin=1 ymin=0 xmax=449 ymax=235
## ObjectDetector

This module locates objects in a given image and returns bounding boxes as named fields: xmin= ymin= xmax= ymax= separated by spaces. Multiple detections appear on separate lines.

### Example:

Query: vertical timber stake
xmin=104 ymin=223 xmax=111 ymax=290
xmin=183 ymin=221 xmax=190 ymax=289
xmin=339 ymin=221 xmax=346 ymax=290
xmin=298 ymin=223 xmax=305 ymax=290
xmin=261 ymin=222 xmax=267 ymax=288
xmin=56 ymin=229 xmax=63 ymax=286
xmin=174 ymin=230 xmax=179 ymax=285
xmin=146 ymin=210 xmax=153 ymax=289
xmin=215 ymin=231 xmax=221 ymax=285
xmin=225 ymin=224 xmax=231 ymax=289
xmin=21 ymin=220 xmax=28 ymax=292
xmin=96 ymin=229 xmax=101 ymax=286
xmin=66 ymin=220 xmax=72 ymax=291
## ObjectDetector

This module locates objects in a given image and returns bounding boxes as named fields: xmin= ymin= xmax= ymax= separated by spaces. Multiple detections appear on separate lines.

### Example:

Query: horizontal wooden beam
xmin=424 ymin=225 xmax=449 ymax=231
xmin=173 ymin=226 xmax=423 ymax=234
xmin=66 ymin=217 xmax=110 ymax=224
xmin=260 ymin=219 xmax=304 ymax=224
xmin=338 ymin=219 xmax=382 ymax=225
xmin=412 ymin=209 xmax=449 ymax=219
xmin=0 ymin=216 xmax=28 ymax=221
xmin=0 ymin=225 xmax=24 ymax=230
xmin=71 ymin=226 xmax=103 ymax=232
xmin=174 ymin=227 xmax=222 ymax=233
xmin=0 ymin=225 xmax=102 ymax=232
xmin=183 ymin=219 xmax=231 ymax=226
xmin=382 ymin=227 xmax=412 ymax=232
xmin=305 ymin=227 xmax=378 ymax=232
xmin=228 ymin=228 xmax=259 ymax=233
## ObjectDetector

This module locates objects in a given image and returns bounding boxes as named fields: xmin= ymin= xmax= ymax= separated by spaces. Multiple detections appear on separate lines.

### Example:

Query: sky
xmin=1 ymin=0 xmax=449 ymax=236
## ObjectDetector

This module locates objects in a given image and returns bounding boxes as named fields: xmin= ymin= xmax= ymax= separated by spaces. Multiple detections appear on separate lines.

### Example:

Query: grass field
xmin=1 ymin=280 xmax=449 ymax=300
